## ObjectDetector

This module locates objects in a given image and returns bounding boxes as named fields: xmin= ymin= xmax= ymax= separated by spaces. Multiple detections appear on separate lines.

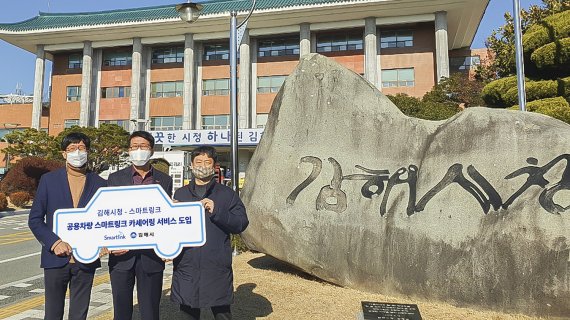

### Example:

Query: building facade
xmin=0 ymin=0 xmax=490 ymax=174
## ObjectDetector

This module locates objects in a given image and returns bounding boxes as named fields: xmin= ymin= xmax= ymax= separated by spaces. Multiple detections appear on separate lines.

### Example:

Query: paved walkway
xmin=0 ymin=258 xmax=181 ymax=320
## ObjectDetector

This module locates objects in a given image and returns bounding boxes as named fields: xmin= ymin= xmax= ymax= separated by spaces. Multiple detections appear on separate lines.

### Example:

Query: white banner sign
xmin=149 ymin=128 xmax=264 ymax=146
xmin=53 ymin=185 xmax=206 ymax=264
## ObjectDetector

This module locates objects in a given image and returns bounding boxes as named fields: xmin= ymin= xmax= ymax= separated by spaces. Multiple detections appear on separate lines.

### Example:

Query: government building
xmin=0 ymin=0 xmax=489 ymax=184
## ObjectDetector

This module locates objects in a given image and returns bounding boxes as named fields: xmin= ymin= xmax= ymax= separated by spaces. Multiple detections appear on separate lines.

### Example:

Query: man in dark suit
xmin=29 ymin=132 xmax=107 ymax=320
xmin=107 ymin=130 xmax=173 ymax=320
xmin=171 ymin=146 xmax=248 ymax=320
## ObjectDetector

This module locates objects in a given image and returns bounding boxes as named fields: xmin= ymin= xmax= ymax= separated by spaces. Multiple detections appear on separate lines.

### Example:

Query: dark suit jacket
xmin=107 ymin=166 xmax=173 ymax=273
xmin=28 ymin=167 xmax=107 ymax=270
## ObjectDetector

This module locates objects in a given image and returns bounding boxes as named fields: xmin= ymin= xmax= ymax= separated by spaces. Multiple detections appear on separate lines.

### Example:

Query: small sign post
xmin=361 ymin=301 xmax=422 ymax=320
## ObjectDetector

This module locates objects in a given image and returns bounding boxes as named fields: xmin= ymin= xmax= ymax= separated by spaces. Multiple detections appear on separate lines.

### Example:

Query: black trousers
xmin=110 ymin=255 xmax=163 ymax=320
xmin=44 ymin=263 xmax=95 ymax=320
xmin=180 ymin=304 xmax=232 ymax=320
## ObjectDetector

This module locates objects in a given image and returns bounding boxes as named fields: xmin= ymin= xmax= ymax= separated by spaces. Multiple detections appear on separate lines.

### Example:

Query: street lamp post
xmin=512 ymin=0 xmax=527 ymax=111
xmin=229 ymin=0 xmax=256 ymax=193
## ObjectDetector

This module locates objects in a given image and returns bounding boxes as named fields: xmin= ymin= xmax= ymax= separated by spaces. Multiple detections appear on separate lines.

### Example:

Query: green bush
xmin=523 ymin=10 xmax=570 ymax=55
xmin=511 ymin=96 xmax=570 ymax=124
xmin=531 ymin=37 xmax=570 ymax=70
xmin=503 ymin=79 xmax=558 ymax=106
xmin=481 ymin=76 xmax=518 ymax=106
xmin=0 ymin=193 xmax=7 ymax=211
xmin=387 ymin=94 xmax=460 ymax=121
xmin=417 ymin=102 xmax=461 ymax=121
xmin=9 ymin=191 xmax=31 ymax=208
xmin=386 ymin=94 xmax=422 ymax=117
xmin=562 ymin=76 xmax=570 ymax=100
xmin=231 ymin=234 xmax=249 ymax=253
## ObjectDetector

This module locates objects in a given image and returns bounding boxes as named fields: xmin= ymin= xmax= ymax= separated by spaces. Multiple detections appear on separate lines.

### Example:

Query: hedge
xmin=523 ymin=10 xmax=570 ymax=55
xmin=531 ymin=37 xmax=570 ymax=70
xmin=0 ymin=157 xmax=63 ymax=196
xmin=481 ymin=76 xmax=518 ymax=106
xmin=9 ymin=191 xmax=31 ymax=208
xmin=511 ymin=96 xmax=570 ymax=124
xmin=0 ymin=193 xmax=7 ymax=211
xmin=503 ymin=79 xmax=558 ymax=106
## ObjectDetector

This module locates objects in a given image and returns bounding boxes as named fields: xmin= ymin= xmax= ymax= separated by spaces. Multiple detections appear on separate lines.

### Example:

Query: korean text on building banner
xmin=53 ymin=185 xmax=206 ymax=264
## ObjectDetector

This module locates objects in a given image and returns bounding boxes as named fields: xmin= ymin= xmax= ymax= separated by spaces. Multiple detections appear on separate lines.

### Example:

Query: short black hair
xmin=191 ymin=146 xmax=218 ymax=163
xmin=61 ymin=132 xmax=91 ymax=151
xmin=129 ymin=131 xmax=155 ymax=148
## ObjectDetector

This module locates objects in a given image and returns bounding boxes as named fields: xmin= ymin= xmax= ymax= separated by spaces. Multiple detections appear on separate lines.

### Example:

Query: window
xmin=152 ymin=47 xmax=184 ymax=64
xmin=204 ymin=44 xmax=229 ymax=61
xmin=103 ymin=52 xmax=132 ymax=67
xmin=64 ymin=119 xmax=80 ymax=128
xmin=381 ymin=68 xmax=415 ymax=88
xmin=150 ymin=116 xmax=183 ymax=131
xmin=202 ymin=79 xmax=230 ymax=96
xmin=202 ymin=115 xmax=230 ymax=130
xmin=99 ymin=120 xmax=130 ymax=131
xmin=256 ymin=114 xmax=269 ymax=128
xmin=450 ymin=56 xmax=481 ymax=71
xmin=66 ymin=86 xmax=81 ymax=102
xmin=68 ymin=54 xmax=82 ymax=69
xmin=151 ymin=81 xmax=184 ymax=98
xmin=101 ymin=86 xmax=131 ymax=99
xmin=380 ymin=30 xmax=414 ymax=49
xmin=316 ymin=31 xmax=363 ymax=53
xmin=257 ymin=76 xmax=286 ymax=93
xmin=258 ymin=37 xmax=300 ymax=57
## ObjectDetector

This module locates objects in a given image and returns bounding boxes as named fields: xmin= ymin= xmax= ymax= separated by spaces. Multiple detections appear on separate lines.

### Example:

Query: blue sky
xmin=0 ymin=0 xmax=542 ymax=94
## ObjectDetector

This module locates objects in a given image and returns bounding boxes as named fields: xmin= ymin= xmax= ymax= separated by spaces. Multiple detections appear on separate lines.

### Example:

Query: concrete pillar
xmin=238 ymin=30 xmax=251 ymax=129
xmin=377 ymin=27 xmax=382 ymax=91
xmin=142 ymin=47 xmax=151 ymax=130
xmin=310 ymin=33 xmax=317 ymax=53
xmin=364 ymin=17 xmax=378 ymax=88
xmin=90 ymin=48 xmax=102 ymax=127
xmin=250 ymin=39 xmax=258 ymax=128
xmin=300 ymin=23 xmax=311 ymax=57
xmin=31 ymin=45 xmax=45 ymax=130
xmin=195 ymin=43 xmax=204 ymax=129
xmin=79 ymin=41 xmax=93 ymax=127
xmin=183 ymin=33 xmax=195 ymax=130
xmin=435 ymin=11 xmax=450 ymax=82
xmin=130 ymin=38 xmax=142 ymax=132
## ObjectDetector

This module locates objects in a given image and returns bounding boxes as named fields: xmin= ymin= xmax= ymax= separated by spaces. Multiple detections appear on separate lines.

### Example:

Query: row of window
xmin=67 ymin=30 xmax=417 ymax=69
xmin=64 ymin=114 xmax=269 ymax=131
xmin=66 ymin=69 xmax=417 ymax=101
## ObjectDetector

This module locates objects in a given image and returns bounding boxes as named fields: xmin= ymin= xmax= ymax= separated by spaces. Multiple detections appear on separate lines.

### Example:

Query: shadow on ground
xmin=131 ymin=283 xmax=272 ymax=319
xmin=247 ymin=254 xmax=325 ymax=282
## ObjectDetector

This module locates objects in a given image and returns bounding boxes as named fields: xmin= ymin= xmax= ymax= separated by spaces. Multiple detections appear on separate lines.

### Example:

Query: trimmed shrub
xmin=417 ymin=102 xmax=461 ymax=121
xmin=503 ymin=79 xmax=558 ymax=106
xmin=9 ymin=191 xmax=31 ymax=208
xmin=231 ymin=234 xmax=249 ymax=253
xmin=0 ymin=193 xmax=7 ymax=211
xmin=511 ymin=96 xmax=570 ymax=124
xmin=531 ymin=37 xmax=570 ymax=70
xmin=386 ymin=94 xmax=422 ymax=117
xmin=481 ymin=76 xmax=518 ymax=106
xmin=0 ymin=157 xmax=63 ymax=197
xmin=523 ymin=10 xmax=570 ymax=55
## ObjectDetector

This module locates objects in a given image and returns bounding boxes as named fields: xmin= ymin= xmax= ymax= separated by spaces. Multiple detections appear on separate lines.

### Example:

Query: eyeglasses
xmin=66 ymin=145 xmax=87 ymax=152
xmin=129 ymin=144 xmax=152 ymax=151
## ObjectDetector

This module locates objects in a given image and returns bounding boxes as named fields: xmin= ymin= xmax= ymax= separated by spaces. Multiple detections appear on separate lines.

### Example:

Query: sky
xmin=0 ymin=0 xmax=542 ymax=95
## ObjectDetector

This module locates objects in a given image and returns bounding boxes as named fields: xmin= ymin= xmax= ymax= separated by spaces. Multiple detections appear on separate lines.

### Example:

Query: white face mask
xmin=66 ymin=150 xmax=88 ymax=168
xmin=129 ymin=149 xmax=152 ymax=166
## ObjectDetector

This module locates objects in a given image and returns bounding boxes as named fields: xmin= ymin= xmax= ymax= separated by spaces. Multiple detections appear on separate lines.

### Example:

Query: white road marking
xmin=0 ymin=252 xmax=40 ymax=264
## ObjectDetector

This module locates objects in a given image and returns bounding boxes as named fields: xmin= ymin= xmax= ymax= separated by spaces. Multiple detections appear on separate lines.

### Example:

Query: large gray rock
xmin=240 ymin=54 xmax=570 ymax=316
